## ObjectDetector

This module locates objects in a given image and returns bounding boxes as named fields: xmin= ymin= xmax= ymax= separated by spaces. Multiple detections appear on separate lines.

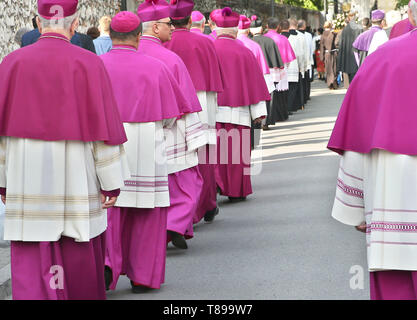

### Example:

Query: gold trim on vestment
xmin=5 ymin=207 xmax=104 ymax=219
xmin=95 ymin=150 xmax=125 ymax=168
xmin=6 ymin=194 xmax=100 ymax=204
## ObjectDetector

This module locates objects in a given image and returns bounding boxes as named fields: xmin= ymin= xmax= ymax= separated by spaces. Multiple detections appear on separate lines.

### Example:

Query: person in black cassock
xmin=336 ymin=11 xmax=362 ymax=85
xmin=250 ymin=16 xmax=287 ymax=129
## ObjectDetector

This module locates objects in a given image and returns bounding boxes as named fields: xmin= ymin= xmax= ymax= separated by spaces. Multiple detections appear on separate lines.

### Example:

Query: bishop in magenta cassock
xmin=211 ymin=8 xmax=269 ymax=202
xmin=137 ymin=0 xmax=206 ymax=250
xmin=208 ymin=9 xmax=221 ymax=41
xmin=0 ymin=0 xmax=129 ymax=300
xmin=328 ymin=14 xmax=417 ymax=299
xmin=100 ymin=11 xmax=187 ymax=292
xmin=390 ymin=1 xmax=417 ymax=40
xmin=237 ymin=15 xmax=275 ymax=137
xmin=190 ymin=10 xmax=213 ymax=41
xmin=250 ymin=16 xmax=286 ymax=125
xmin=264 ymin=18 xmax=296 ymax=118
xmin=164 ymin=0 xmax=225 ymax=225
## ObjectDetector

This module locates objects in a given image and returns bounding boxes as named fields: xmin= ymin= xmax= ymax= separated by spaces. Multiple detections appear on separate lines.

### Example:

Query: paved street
xmin=107 ymin=81 xmax=370 ymax=301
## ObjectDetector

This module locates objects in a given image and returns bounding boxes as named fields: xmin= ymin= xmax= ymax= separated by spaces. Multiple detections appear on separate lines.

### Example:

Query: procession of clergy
xmin=0 ymin=0 xmax=319 ymax=300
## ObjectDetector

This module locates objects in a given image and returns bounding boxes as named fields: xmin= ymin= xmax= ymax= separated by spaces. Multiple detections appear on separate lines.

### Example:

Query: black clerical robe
xmin=337 ymin=21 xmax=363 ymax=77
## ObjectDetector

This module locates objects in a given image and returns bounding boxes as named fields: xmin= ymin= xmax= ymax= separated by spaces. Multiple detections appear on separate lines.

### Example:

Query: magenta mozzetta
xmin=0 ymin=32 xmax=127 ymax=146
xmin=328 ymin=30 xmax=417 ymax=156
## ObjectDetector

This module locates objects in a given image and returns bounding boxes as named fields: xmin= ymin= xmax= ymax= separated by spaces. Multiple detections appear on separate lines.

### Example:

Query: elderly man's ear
xmin=70 ymin=18 xmax=79 ymax=37
xmin=36 ymin=16 xmax=42 ymax=33
xmin=409 ymin=8 xmax=417 ymax=26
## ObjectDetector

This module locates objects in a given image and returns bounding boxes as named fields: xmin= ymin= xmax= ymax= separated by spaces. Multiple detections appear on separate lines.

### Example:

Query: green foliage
xmin=397 ymin=0 xmax=409 ymax=9
xmin=279 ymin=0 xmax=324 ymax=11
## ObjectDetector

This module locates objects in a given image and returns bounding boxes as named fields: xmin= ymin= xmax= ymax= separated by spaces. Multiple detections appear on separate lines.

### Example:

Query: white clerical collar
xmin=141 ymin=35 xmax=162 ymax=45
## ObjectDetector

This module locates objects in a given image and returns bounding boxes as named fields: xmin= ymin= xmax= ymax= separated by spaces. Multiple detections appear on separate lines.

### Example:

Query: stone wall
xmin=130 ymin=0 xmax=324 ymax=29
xmin=1 ymin=0 xmax=324 ymax=61
xmin=0 ymin=0 xmax=121 ymax=61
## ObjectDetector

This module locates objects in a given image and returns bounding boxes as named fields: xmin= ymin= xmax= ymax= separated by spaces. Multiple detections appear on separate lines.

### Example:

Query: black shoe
xmin=130 ymin=280 xmax=153 ymax=294
xmin=204 ymin=207 xmax=219 ymax=224
xmin=104 ymin=266 xmax=112 ymax=291
xmin=228 ymin=196 xmax=247 ymax=203
xmin=168 ymin=230 xmax=188 ymax=249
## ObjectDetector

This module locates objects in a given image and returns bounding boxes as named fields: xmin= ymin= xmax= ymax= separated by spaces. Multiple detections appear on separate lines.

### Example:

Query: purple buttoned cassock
xmin=100 ymin=45 xmax=186 ymax=290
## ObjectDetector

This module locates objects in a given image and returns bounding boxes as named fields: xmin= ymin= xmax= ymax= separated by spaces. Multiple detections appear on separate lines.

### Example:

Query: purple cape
xmin=237 ymin=34 xmax=270 ymax=75
xmin=389 ymin=18 xmax=416 ymax=40
xmin=214 ymin=35 xmax=271 ymax=107
xmin=352 ymin=26 xmax=382 ymax=51
xmin=0 ymin=33 xmax=126 ymax=145
xmin=164 ymin=28 xmax=225 ymax=93
xmin=328 ymin=30 xmax=417 ymax=156
xmin=264 ymin=30 xmax=296 ymax=64
xmin=100 ymin=45 xmax=184 ymax=123
xmin=138 ymin=35 xmax=202 ymax=114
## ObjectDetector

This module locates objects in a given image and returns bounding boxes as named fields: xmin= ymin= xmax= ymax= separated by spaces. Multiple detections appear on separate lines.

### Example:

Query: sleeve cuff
xmin=0 ymin=188 xmax=6 ymax=196
xmin=101 ymin=189 xmax=120 ymax=198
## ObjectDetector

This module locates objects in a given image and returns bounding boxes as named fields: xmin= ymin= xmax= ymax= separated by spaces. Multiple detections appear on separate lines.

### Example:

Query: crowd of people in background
xmin=313 ymin=8 xmax=396 ymax=91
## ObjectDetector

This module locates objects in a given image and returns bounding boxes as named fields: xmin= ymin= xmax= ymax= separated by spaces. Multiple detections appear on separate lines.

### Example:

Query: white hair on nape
xmin=410 ymin=1 xmax=417 ymax=25
xmin=38 ymin=13 xmax=78 ymax=31
xmin=191 ymin=18 xmax=205 ymax=28
xmin=250 ymin=27 xmax=263 ymax=35
xmin=142 ymin=21 xmax=156 ymax=33
xmin=216 ymin=27 xmax=238 ymax=36
xmin=237 ymin=28 xmax=249 ymax=35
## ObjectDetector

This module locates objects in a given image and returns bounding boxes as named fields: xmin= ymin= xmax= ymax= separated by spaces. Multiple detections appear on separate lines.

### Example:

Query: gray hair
xmin=289 ymin=18 xmax=298 ymax=28
xmin=250 ymin=27 xmax=263 ymax=35
xmin=298 ymin=19 xmax=306 ymax=29
xmin=410 ymin=1 xmax=417 ymax=25
xmin=14 ymin=27 xmax=30 ymax=45
xmin=38 ymin=13 xmax=78 ymax=31
xmin=191 ymin=18 xmax=205 ymax=28
xmin=142 ymin=21 xmax=156 ymax=34
xmin=216 ymin=27 xmax=238 ymax=36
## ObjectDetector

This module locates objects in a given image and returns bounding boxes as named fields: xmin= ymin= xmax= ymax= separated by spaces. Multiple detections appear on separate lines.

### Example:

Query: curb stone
xmin=0 ymin=263 xmax=11 ymax=300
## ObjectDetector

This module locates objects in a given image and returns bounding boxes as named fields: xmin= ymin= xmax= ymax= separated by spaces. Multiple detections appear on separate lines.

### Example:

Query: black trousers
xmin=288 ymin=82 xmax=300 ymax=112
